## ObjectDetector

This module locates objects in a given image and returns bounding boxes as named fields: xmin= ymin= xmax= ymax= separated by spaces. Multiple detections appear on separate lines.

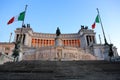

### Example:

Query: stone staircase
xmin=0 ymin=60 xmax=120 ymax=80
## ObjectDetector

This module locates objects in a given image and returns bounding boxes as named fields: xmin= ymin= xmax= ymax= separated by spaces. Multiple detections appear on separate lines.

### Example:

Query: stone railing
xmin=0 ymin=52 xmax=14 ymax=64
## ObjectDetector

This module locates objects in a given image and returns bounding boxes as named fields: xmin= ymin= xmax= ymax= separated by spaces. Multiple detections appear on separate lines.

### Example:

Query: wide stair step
xmin=0 ymin=60 xmax=120 ymax=80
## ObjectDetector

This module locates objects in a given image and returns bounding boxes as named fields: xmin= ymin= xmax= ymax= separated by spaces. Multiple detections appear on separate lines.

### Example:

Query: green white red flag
xmin=92 ymin=14 xmax=100 ymax=29
xmin=7 ymin=11 xmax=25 ymax=25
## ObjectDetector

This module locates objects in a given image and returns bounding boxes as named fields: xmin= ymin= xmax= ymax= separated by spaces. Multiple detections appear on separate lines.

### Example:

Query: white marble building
xmin=13 ymin=25 xmax=118 ymax=61
xmin=0 ymin=24 xmax=119 ymax=63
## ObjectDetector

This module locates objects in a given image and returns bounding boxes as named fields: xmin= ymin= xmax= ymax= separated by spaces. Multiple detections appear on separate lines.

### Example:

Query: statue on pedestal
xmin=55 ymin=27 xmax=62 ymax=60
xmin=55 ymin=27 xmax=63 ymax=46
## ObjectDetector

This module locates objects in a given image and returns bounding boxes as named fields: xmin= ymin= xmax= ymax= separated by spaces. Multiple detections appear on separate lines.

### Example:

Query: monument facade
xmin=13 ymin=25 xmax=118 ymax=61
xmin=0 ymin=24 xmax=119 ymax=63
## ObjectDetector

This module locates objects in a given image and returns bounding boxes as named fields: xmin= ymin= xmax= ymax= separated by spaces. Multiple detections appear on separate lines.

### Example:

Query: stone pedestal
xmin=55 ymin=36 xmax=63 ymax=47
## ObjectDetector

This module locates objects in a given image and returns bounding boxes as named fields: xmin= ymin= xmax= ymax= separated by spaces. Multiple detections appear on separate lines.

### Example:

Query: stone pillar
xmin=66 ymin=40 xmax=68 ymax=46
xmin=68 ymin=40 xmax=70 ymax=46
xmin=50 ymin=40 xmax=51 ymax=46
xmin=24 ymin=34 xmax=29 ymax=46
xmin=21 ymin=34 xmax=24 ymax=44
xmin=93 ymin=36 xmax=95 ymax=43
xmin=23 ymin=34 xmax=26 ymax=45
xmin=70 ymin=40 xmax=72 ymax=46
xmin=33 ymin=38 xmax=35 ymax=47
xmin=65 ymin=40 xmax=67 ymax=46
xmin=15 ymin=34 xmax=19 ymax=42
xmin=88 ymin=36 xmax=91 ymax=45
xmin=74 ymin=40 xmax=75 ymax=47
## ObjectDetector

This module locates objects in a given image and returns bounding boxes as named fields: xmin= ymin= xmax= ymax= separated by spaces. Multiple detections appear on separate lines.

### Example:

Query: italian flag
xmin=92 ymin=14 xmax=100 ymax=29
xmin=7 ymin=11 xmax=25 ymax=25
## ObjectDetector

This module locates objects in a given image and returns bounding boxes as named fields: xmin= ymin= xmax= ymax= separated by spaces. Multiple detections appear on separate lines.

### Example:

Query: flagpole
xmin=22 ymin=5 xmax=28 ymax=26
xmin=96 ymin=8 xmax=108 ymax=45
xmin=9 ymin=32 xmax=12 ymax=43
xmin=19 ymin=5 xmax=28 ymax=43
xmin=12 ymin=5 xmax=28 ymax=61
xmin=99 ymin=34 xmax=102 ymax=44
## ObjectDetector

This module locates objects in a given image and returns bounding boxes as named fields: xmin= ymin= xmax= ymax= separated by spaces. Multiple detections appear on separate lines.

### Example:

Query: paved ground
xmin=0 ymin=60 xmax=120 ymax=80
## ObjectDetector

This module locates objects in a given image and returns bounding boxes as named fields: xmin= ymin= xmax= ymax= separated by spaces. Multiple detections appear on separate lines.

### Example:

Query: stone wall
xmin=22 ymin=46 xmax=96 ymax=61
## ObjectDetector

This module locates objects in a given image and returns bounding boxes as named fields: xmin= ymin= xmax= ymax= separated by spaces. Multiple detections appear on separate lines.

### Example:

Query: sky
xmin=0 ymin=0 xmax=120 ymax=55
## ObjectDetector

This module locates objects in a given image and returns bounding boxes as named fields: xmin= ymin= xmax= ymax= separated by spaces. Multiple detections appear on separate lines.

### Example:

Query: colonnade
xmin=63 ymin=39 xmax=80 ymax=47
xmin=16 ymin=34 xmax=26 ymax=44
xmin=86 ymin=35 xmax=95 ymax=46
xmin=31 ymin=38 xmax=55 ymax=47
xmin=31 ymin=38 xmax=80 ymax=48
